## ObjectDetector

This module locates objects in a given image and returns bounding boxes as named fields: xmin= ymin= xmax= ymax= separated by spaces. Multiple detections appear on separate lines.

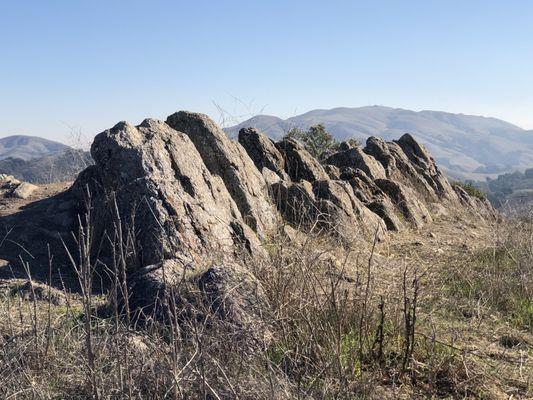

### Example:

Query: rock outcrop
xmin=0 ymin=110 xmax=495 ymax=323
xmin=73 ymin=118 xmax=264 ymax=268
xmin=70 ymin=114 xmax=490 ymax=264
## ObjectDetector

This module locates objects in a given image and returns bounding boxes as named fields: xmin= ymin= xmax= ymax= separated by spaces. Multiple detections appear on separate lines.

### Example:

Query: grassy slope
xmin=0 ymin=197 xmax=531 ymax=399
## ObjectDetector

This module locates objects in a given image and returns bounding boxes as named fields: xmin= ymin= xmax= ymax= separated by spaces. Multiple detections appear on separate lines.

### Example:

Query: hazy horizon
xmin=2 ymin=104 xmax=532 ymax=146
xmin=2 ymin=1 xmax=532 ymax=142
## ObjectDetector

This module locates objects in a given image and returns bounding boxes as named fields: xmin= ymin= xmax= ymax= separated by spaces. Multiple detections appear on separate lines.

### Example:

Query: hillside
xmin=0 ymin=135 xmax=68 ymax=161
xmin=473 ymin=168 xmax=533 ymax=211
xmin=0 ymin=148 xmax=93 ymax=184
xmin=226 ymin=106 xmax=533 ymax=180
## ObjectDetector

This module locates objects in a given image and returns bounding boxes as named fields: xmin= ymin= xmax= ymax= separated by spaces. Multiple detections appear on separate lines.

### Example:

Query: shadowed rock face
xmin=128 ymin=260 xmax=271 ymax=345
xmin=237 ymin=127 xmax=287 ymax=180
xmin=325 ymin=146 xmax=386 ymax=180
xmin=312 ymin=179 xmax=386 ymax=238
xmin=275 ymin=138 xmax=329 ymax=182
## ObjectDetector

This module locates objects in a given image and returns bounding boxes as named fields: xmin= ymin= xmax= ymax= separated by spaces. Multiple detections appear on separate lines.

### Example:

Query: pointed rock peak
xmin=74 ymin=118 xmax=266 ymax=267
xmin=166 ymin=110 xmax=278 ymax=238
xmin=396 ymin=133 xmax=433 ymax=164
xmin=139 ymin=118 xmax=165 ymax=129
xmin=238 ymin=127 xmax=286 ymax=179
xmin=275 ymin=138 xmax=329 ymax=182
xmin=166 ymin=111 xmax=220 ymax=137
xmin=112 ymin=121 xmax=133 ymax=130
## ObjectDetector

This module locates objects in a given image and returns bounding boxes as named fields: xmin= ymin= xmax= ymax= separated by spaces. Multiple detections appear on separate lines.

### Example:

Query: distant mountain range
xmin=4 ymin=107 xmax=533 ymax=182
xmin=0 ymin=135 xmax=68 ymax=161
xmin=0 ymin=135 xmax=92 ymax=183
xmin=226 ymin=106 xmax=533 ymax=180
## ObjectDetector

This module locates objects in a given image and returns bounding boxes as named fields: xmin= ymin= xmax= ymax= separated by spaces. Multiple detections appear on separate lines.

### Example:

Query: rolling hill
xmin=226 ymin=106 xmax=533 ymax=180
xmin=0 ymin=135 xmax=68 ymax=161
xmin=0 ymin=148 xmax=93 ymax=184
xmin=0 ymin=135 xmax=92 ymax=183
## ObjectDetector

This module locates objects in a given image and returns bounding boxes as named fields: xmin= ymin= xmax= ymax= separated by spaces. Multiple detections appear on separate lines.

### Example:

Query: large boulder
xmin=129 ymin=260 xmax=271 ymax=345
xmin=275 ymin=138 xmax=329 ymax=182
xmin=166 ymin=112 xmax=278 ymax=238
xmin=198 ymin=263 xmax=271 ymax=344
xmin=237 ymin=127 xmax=288 ymax=180
xmin=73 ymin=118 xmax=263 ymax=268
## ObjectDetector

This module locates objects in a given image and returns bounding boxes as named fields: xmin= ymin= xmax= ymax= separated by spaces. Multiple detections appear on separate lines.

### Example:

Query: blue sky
xmin=1 ymin=0 xmax=532 ymax=143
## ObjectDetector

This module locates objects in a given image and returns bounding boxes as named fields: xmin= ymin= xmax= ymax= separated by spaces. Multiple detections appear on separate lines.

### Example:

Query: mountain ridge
xmin=0 ymin=135 xmax=69 ymax=161
xmin=225 ymin=106 xmax=533 ymax=180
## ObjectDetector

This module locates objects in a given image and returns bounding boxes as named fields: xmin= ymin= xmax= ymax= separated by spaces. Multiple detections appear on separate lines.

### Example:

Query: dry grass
xmin=0 ymin=210 xmax=531 ymax=399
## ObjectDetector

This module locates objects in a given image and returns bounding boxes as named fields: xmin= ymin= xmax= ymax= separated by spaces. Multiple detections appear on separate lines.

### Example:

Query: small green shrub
xmin=452 ymin=181 xmax=487 ymax=200
xmin=284 ymin=124 xmax=339 ymax=160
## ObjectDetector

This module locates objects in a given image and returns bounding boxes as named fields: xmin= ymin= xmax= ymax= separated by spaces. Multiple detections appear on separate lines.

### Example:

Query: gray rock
xmin=374 ymin=178 xmax=432 ymax=228
xmin=325 ymin=146 xmax=386 ymax=180
xmin=367 ymin=200 xmax=404 ymax=231
xmin=324 ymin=164 xmax=341 ymax=180
xmin=74 ymin=118 xmax=263 ymax=268
xmin=166 ymin=112 xmax=278 ymax=238
xmin=364 ymin=135 xmax=460 ymax=205
xmin=343 ymin=169 xmax=385 ymax=203
xmin=453 ymin=184 xmax=497 ymax=219
xmin=396 ymin=133 xmax=458 ymax=201
xmin=238 ymin=127 xmax=288 ymax=180
xmin=275 ymin=138 xmax=329 ymax=182
xmin=198 ymin=263 xmax=271 ymax=343
xmin=129 ymin=259 xmax=271 ymax=345
xmin=12 ymin=182 xmax=38 ymax=199
xmin=312 ymin=179 xmax=386 ymax=239
xmin=270 ymin=180 xmax=317 ymax=227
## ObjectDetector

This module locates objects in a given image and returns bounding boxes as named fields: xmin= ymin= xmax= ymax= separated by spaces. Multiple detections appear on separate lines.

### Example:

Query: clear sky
xmin=1 ymin=0 xmax=532 ymax=144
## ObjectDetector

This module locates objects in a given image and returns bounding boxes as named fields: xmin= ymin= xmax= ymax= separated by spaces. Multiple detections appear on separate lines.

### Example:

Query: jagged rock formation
xmin=72 ymin=118 xmax=265 ymax=268
xmin=274 ymin=138 xmax=329 ymax=182
xmin=326 ymin=146 xmax=386 ymax=180
xmin=0 ymin=110 xmax=495 ymax=323
xmin=165 ymin=112 xmax=278 ymax=238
